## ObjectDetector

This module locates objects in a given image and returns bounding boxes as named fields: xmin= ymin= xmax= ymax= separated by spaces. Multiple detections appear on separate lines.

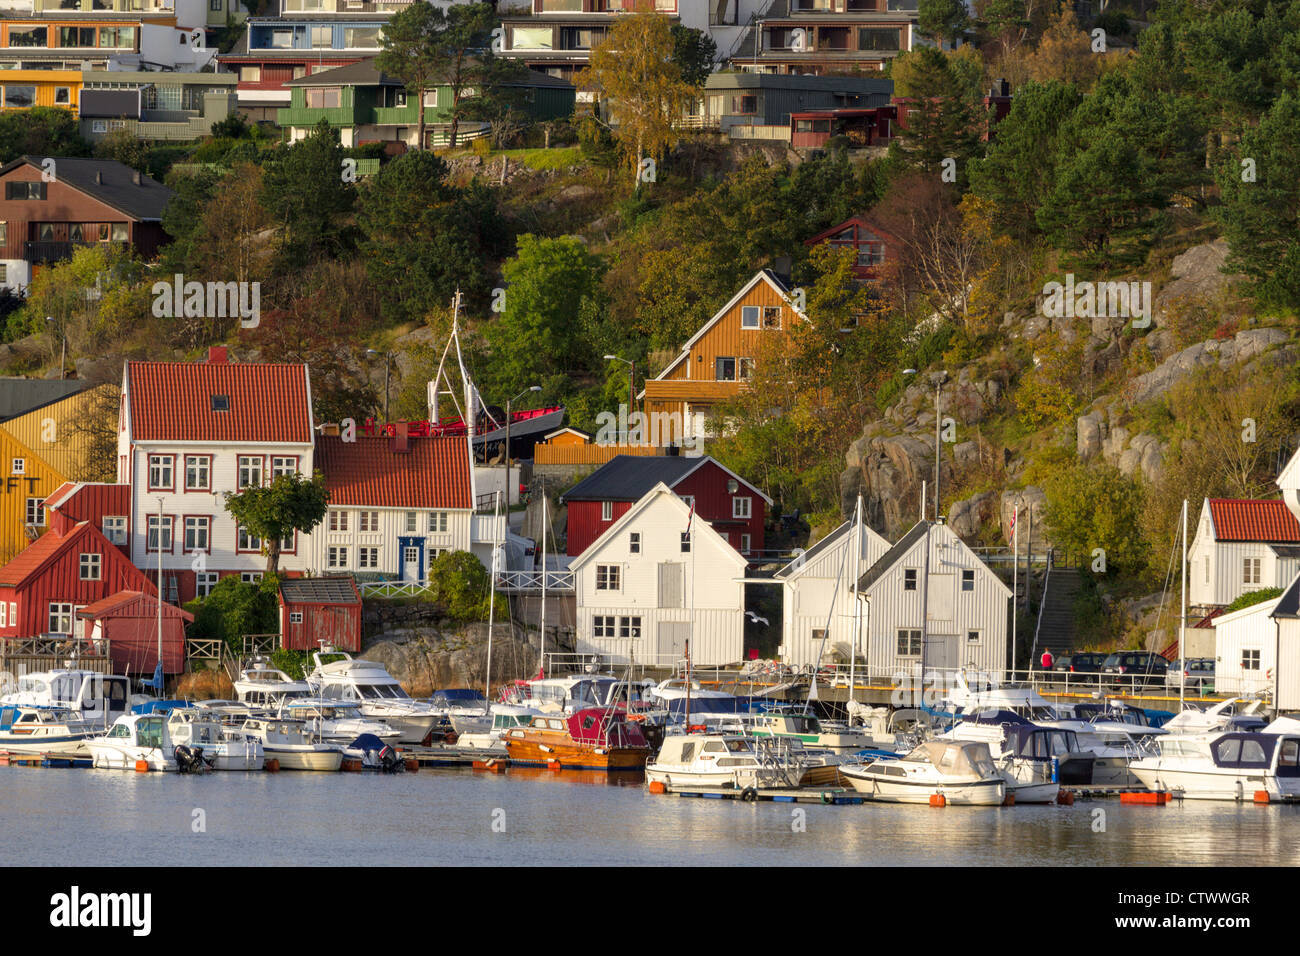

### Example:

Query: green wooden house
xmin=276 ymin=57 xmax=575 ymax=150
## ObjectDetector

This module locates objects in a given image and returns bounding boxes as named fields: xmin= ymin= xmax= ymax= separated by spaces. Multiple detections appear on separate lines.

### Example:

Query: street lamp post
xmin=604 ymin=355 xmax=635 ymax=442
xmin=505 ymin=385 xmax=540 ymax=506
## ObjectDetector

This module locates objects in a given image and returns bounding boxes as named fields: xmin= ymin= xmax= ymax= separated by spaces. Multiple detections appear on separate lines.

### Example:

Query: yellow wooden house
xmin=0 ymin=427 xmax=70 ymax=566
xmin=0 ymin=383 xmax=116 ymax=483
xmin=642 ymin=269 xmax=805 ymax=444
xmin=0 ymin=70 xmax=82 ymax=113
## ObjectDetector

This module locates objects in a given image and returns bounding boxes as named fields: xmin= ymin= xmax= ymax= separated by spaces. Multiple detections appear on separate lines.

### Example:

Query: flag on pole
xmin=1009 ymin=506 xmax=1017 ymax=536
xmin=685 ymin=500 xmax=694 ymax=535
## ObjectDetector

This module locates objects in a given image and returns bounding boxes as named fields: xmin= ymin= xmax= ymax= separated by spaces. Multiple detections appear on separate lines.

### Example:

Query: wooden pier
xmin=0 ymin=750 xmax=93 ymax=768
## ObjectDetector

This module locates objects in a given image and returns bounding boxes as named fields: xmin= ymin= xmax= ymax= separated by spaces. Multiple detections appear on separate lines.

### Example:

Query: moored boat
xmin=241 ymin=717 xmax=343 ymax=771
xmin=841 ymin=741 xmax=1007 ymax=805
xmin=501 ymin=708 xmax=651 ymax=771
xmin=1128 ymin=731 xmax=1300 ymax=801
xmin=306 ymin=651 xmax=439 ymax=744
xmin=0 ymin=705 xmax=98 ymax=755
xmin=87 ymin=714 xmax=179 ymax=772
xmin=749 ymin=710 xmax=875 ymax=754
xmin=646 ymin=733 xmax=805 ymax=790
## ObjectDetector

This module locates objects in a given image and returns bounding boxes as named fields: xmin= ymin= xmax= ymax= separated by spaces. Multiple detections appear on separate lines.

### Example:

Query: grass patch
xmin=494 ymin=147 xmax=582 ymax=171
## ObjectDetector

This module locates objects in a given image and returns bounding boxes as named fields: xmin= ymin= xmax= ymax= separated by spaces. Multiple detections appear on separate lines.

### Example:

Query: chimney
xmin=95 ymin=171 xmax=103 ymax=184
xmin=208 ymin=346 xmax=228 ymax=364
xmin=392 ymin=420 xmax=410 ymax=454
xmin=132 ymin=170 xmax=142 ymax=185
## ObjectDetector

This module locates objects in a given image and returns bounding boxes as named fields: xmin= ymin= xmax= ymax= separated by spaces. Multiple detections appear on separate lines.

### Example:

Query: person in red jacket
xmin=1041 ymin=650 xmax=1055 ymax=671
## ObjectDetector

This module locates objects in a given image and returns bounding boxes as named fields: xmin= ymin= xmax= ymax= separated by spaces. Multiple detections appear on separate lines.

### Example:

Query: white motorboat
xmin=1158 ymin=697 xmax=1268 ymax=736
xmin=87 ymin=714 xmax=179 ymax=772
xmin=0 ymin=704 xmax=98 ymax=755
xmin=646 ymin=734 xmax=806 ymax=791
xmin=1129 ymin=731 xmax=1300 ymax=801
xmin=2 ymin=668 xmax=132 ymax=727
xmin=306 ymin=651 xmax=438 ymax=744
xmin=166 ymin=709 xmax=265 ymax=771
xmin=841 ymin=740 xmax=1007 ymax=805
xmin=452 ymin=703 xmax=543 ymax=753
xmin=938 ymin=713 xmax=1080 ymax=803
xmin=241 ymin=717 xmax=343 ymax=771
xmin=645 ymin=678 xmax=735 ymax=705
xmin=280 ymin=699 xmax=400 ymax=745
xmin=748 ymin=711 xmax=875 ymax=754
xmin=233 ymin=660 xmax=313 ymax=709
xmin=431 ymin=689 xmax=493 ymax=736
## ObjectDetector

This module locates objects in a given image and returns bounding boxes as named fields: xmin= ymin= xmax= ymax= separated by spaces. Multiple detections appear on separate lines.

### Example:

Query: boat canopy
xmin=918 ymin=741 xmax=998 ymax=780
xmin=1210 ymin=733 xmax=1277 ymax=770
xmin=566 ymin=708 xmax=648 ymax=748
xmin=665 ymin=697 xmax=759 ymax=716
xmin=962 ymin=708 xmax=1033 ymax=726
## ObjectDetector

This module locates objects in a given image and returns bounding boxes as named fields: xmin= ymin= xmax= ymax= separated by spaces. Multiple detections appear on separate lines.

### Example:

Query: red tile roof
xmin=126 ymin=360 xmax=313 ymax=444
xmin=1208 ymin=498 xmax=1300 ymax=543
xmin=316 ymin=435 xmax=472 ymax=509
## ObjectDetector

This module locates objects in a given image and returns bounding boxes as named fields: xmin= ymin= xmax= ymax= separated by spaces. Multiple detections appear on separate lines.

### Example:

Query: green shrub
xmin=1224 ymin=587 xmax=1283 ymax=613
xmin=186 ymin=575 xmax=280 ymax=653
xmin=428 ymin=550 xmax=491 ymax=622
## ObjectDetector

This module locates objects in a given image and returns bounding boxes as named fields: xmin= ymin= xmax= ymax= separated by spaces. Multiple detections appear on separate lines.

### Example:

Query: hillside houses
xmin=1188 ymin=498 xmax=1300 ymax=611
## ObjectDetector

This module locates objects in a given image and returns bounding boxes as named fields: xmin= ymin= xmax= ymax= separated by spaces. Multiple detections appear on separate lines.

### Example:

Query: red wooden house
xmin=279 ymin=575 xmax=362 ymax=653
xmin=561 ymin=455 xmax=770 ymax=559
xmin=0 ymin=518 xmax=175 ymax=650
xmin=804 ymin=214 xmax=899 ymax=284
xmin=0 ymin=156 xmax=172 ymax=292
xmin=76 ymin=590 xmax=191 ymax=679
xmin=43 ymin=482 xmax=131 ymax=555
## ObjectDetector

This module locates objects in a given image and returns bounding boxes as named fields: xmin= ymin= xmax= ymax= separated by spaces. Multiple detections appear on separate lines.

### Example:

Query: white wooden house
xmin=775 ymin=512 xmax=891 ymax=668
xmin=1213 ymin=594 xmax=1281 ymax=700
xmin=117 ymin=348 xmax=318 ymax=604
xmin=1187 ymin=498 xmax=1300 ymax=609
xmin=841 ymin=519 xmax=1011 ymax=680
xmin=313 ymin=432 xmax=501 ymax=580
xmin=1278 ymin=445 xmax=1300 ymax=523
xmin=572 ymin=482 xmax=747 ymax=667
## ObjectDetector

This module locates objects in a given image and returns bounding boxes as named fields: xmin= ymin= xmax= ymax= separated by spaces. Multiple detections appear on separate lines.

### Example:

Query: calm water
xmin=4 ymin=766 xmax=1299 ymax=866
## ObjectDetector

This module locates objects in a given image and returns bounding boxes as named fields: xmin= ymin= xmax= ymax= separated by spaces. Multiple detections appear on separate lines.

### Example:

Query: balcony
xmin=25 ymin=240 xmax=76 ymax=264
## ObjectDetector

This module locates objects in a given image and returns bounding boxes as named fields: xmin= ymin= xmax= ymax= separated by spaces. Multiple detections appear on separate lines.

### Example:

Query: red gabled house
xmin=804 ymin=214 xmax=899 ymax=284
xmin=0 ymin=518 xmax=172 ymax=648
xmin=561 ymin=455 xmax=770 ymax=559
xmin=76 ymin=590 xmax=191 ymax=678
xmin=43 ymin=481 xmax=131 ymax=556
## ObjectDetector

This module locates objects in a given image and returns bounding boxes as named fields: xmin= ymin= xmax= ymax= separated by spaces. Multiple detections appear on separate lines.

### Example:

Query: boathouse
xmin=76 ymin=590 xmax=190 ymax=678
xmin=278 ymin=575 xmax=363 ymax=653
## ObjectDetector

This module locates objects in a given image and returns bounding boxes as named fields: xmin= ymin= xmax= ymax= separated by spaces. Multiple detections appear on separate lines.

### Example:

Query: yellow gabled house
xmin=0 ymin=427 xmax=69 ymax=567
xmin=0 ymin=383 xmax=116 ymax=483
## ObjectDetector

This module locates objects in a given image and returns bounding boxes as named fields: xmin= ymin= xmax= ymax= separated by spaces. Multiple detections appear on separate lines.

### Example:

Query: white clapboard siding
xmin=1213 ymin=596 xmax=1279 ymax=697
xmin=778 ymin=517 xmax=890 ymax=668
xmin=573 ymin=482 xmax=746 ymax=666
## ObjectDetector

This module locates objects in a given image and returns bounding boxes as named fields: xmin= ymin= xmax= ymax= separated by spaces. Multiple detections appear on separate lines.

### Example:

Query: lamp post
xmin=365 ymin=349 xmax=394 ymax=423
xmin=505 ymin=385 xmax=540 ymax=505
xmin=45 ymin=316 xmax=66 ymax=380
xmin=604 ymin=355 xmax=635 ymax=442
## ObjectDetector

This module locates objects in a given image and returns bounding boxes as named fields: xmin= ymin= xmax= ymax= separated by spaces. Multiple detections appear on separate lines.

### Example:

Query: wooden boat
xmin=501 ymin=708 xmax=651 ymax=771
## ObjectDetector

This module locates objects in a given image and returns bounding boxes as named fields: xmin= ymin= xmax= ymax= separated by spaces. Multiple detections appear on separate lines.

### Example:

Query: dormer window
xmin=211 ymin=395 xmax=229 ymax=411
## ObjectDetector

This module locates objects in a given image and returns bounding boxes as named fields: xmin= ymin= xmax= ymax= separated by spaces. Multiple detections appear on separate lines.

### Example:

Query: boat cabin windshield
xmin=355 ymin=684 xmax=407 ymax=700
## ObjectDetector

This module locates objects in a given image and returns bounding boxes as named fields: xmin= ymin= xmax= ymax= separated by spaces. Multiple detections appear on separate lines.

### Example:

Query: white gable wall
xmin=574 ymin=486 xmax=746 ymax=667
xmin=1214 ymin=597 xmax=1280 ymax=698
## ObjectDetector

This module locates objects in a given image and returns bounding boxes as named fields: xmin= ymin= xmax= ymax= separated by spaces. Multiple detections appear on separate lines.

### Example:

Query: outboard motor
xmin=174 ymin=745 xmax=205 ymax=774
xmin=378 ymin=745 xmax=404 ymax=774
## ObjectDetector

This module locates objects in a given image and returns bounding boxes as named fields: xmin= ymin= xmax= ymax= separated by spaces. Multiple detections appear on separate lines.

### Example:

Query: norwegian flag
xmin=1009 ymin=507 xmax=1017 ymax=536
xmin=685 ymin=500 xmax=694 ymax=535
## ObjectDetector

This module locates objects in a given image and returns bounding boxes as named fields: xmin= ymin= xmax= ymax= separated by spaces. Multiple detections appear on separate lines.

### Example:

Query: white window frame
xmin=961 ymin=569 xmax=975 ymax=592
xmin=328 ymin=546 xmax=349 ymax=569
xmin=427 ymin=511 xmax=448 ymax=533
xmin=196 ymin=571 xmax=219 ymax=598
xmin=595 ymin=564 xmax=621 ymax=591
xmin=732 ymin=496 xmax=752 ymax=519
xmin=184 ymin=516 xmax=211 ymax=553
xmin=238 ymin=455 xmax=263 ymax=490
xmin=359 ymin=547 xmax=379 ymax=569
xmin=48 ymin=602 xmax=73 ymax=635
xmin=1243 ymin=557 xmax=1261 ymax=585
xmin=903 ymin=568 xmax=917 ymax=591
xmin=601 ymin=501 xmax=613 ymax=521
xmin=184 ymin=455 xmax=210 ymax=491
xmin=329 ymin=510 xmax=349 ymax=532
xmin=289 ymin=611 xmax=304 ymax=624
xmin=593 ymin=615 xmax=615 ymax=639
xmin=11 ymin=457 xmax=23 ymax=475
xmin=26 ymin=497 xmax=44 ymax=526
xmin=741 ymin=305 xmax=759 ymax=328
xmin=619 ymin=616 xmax=642 ymax=639
xmin=1242 ymin=649 xmax=1261 ymax=671
xmin=897 ymin=628 xmax=922 ymax=657
xmin=629 ymin=532 xmax=640 ymax=554
xmin=404 ymin=511 xmax=418 ymax=533
xmin=79 ymin=552 xmax=101 ymax=581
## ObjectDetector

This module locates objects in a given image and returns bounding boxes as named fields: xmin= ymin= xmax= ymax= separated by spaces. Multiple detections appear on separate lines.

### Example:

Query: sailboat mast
xmin=850 ymin=495 xmax=862 ymax=717
xmin=156 ymin=496 xmax=163 ymax=697
xmin=485 ymin=489 xmax=500 ymax=700
xmin=1180 ymin=498 xmax=1188 ymax=711
xmin=539 ymin=495 xmax=547 ymax=679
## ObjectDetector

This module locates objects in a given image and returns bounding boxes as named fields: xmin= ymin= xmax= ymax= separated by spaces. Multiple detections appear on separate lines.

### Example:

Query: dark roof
xmin=0 ymin=156 xmax=172 ymax=221
xmin=0 ymin=377 xmax=87 ymax=422
xmin=287 ymin=55 xmax=574 ymax=89
xmin=704 ymin=72 xmax=894 ymax=95
xmin=280 ymin=575 xmax=361 ymax=606
xmin=1272 ymin=545 xmax=1300 ymax=559
xmin=79 ymin=89 xmax=142 ymax=119
xmin=1274 ymin=574 xmax=1300 ymax=619
xmin=857 ymin=520 xmax=932 ymax=591
xmin=561 ymin=455 xmax=701 ymax=502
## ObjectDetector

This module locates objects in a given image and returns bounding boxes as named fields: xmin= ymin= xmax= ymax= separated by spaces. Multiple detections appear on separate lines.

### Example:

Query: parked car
xmin=1052 ymin=652 xmax=1109 ymax=675
xmin=1165 ymin=658 xmax=1215 ymax=695
xmin=1102 ymin=651 xmax=1169 ymax=687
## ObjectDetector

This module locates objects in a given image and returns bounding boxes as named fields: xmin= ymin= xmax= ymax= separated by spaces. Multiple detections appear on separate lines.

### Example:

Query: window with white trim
xmin=359 ymin=547 xmax=379 ymax=569
xmin=289 ymin=611 xmax=304 ymax=624
xmin=0 ymin=602 xmax=6 ymax=628
xmin=79 ymin=553 xmax=101 ymax=581
xmin=967 ymin=630 xmax=981 ymax=644
xmin=26 ymin=497 xmax=44 ymax=526
xmin=428 ymin=511 xmax=448 ymax=533
xmin=593 ymin=615 xmax=615 ymax=638
xmin=359 ymin=510 xmax=379 ymax=532
xmin=897 ymin=629 xmax=922 ymax=656
xmin=238 ymin=456 xmax=263 ymax=489
xmin=147 ymin=515 xmax=172 ymax=551
xmin=741 ymin=533 xmax=751 ymax=553
xmin=741 ymin=305 xmax=759 ymax=328
xmin=237 ymin=526 xmax=261 ymax=551
xmin=328 ymin=546 xmax=349 ymax=568
xmin=619 ymin=616 xmax=642 ymax=639
xmin=329 ymin=510 xmax=349 ymax=532
xmin=184 ymin=455 xmax=210 ymax=491
xmin=903 ymin=568 xmax=917 ymax=591
xmin=595 ymin=564 xmax=620 ymax=590
xmin=732 ymin=496 xmax=752 ymax=519
xmin=184 ymin=516 xmax=210 ymax=552
xmin=601 ymin=501 xmax=613 ymax=521
xmin=48 ymin=602 xmax=73 ymax=635
xmin=196 ymin=572 xmax=219 ymax=598
xmin=1242 ymin=649 xmax=1261 ymax=671
xmin=148 ymin=454 xmax=173 ymax=489
xmin=11 ymin=457 xmax=23 ymax=474
xmin=240 ymin=572 xmax=262 ymax=584
xmin=271 ymin=456 xmax=297 ymax=479
xmin=961 ymin=569 xmax=974 ymax=592
xmin=629 ymin=532 xmax=640 ymax=554
xmin=1243 ymin=557 xmax=1261 ymax=585
xmin=681 ymin=532 xmax=691 ymax=553
xmin=404 ymin=511 xmax=418 ymax=533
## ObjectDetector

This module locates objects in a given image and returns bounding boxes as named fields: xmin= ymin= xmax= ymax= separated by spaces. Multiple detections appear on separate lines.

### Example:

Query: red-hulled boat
xmin=501 ymin=708 xmax=651 ymax=772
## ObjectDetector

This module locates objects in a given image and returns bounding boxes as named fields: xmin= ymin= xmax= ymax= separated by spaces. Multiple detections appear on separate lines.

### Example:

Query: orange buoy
xmin=547 ymin=760 xmax=563 ymax=772
xmin=405 ymin=758 xmax=419 ymax=772
xmin=1254 ymin=790 xmax=1271 ymax=804
xmin=1121 ymin=791 xmax=1169 ymax=805
xmin=134 ymin=759 xmax=149 ymax=773
xmin=264 ymin=759 xmax=280 ymax=773
xmin=929 ymin=793 xmax=946 ymax=807
xmin=648 ymin=780 xmax=667 ymax=794
xmin=1056 ymin=790 xmax=1075 ymax=806
xmin=1002 ymin=793 xmax=1016 ymax=806
xmin=341 ymin=758 xmax=362 ymax=772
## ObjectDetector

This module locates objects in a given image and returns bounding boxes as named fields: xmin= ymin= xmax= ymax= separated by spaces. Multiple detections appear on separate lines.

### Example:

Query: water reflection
xmin=3 ymin=767 xmax=1298 ymax=866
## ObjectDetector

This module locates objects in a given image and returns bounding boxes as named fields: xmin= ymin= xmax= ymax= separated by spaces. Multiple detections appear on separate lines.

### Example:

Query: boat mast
xmin=1180 ymin=498 xmax=1188 ymax=712
xmin=539 ymin=494 xmax=547 ymax=679
xmin=850 ymin=495 xmax=862 ymax=718
xmin=156 ymin=496 xmax=164 ymax=699
xmin=485 ymin=489 xmax=501 ymax=701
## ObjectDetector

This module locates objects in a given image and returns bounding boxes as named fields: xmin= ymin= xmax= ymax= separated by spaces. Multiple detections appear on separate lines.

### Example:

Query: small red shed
xmin=279 ymin=576 xmax=362 ymax=653
xmin=76 ymin=590 xmax=191 ymax=678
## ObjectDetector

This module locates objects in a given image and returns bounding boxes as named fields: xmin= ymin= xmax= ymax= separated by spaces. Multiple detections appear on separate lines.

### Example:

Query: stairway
xmin=1034 ymin=566 xmax=1085 ymax=660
